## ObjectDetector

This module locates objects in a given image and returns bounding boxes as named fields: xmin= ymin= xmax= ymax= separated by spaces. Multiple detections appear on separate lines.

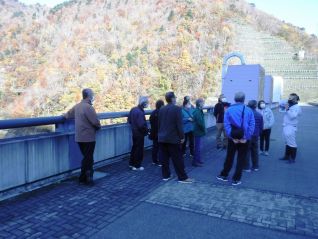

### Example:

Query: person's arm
xmin=197 ymin=111 xmax=206 ymax=131
xmin=213 ymin=104 xmax=219 ymax=118
xmin=182 ymin=109 xmax=189 ymax=124
xmin=85 ymin=106 xmax=101 ymax=130
xmin=224 ymin=110 xmax=231 ymax=138
xmin=176 ymin=107 xmax=185 ymax=141
xmin=247 ymin=111 xmax=255 ymax=139
xmin=149 ymin=112 xmax=155 ymax=127
xmin=63 ymin=106 xmax=75 ymax=119
xmin=136 ymin=110 xmax=148 ymax=134
xmin=286 ymin=106 xmax=299 ymax=120
xmin=259 ymin=115 xmax=264 ymax=133
xmin=269 ymin=109 xmax=275 ymax=128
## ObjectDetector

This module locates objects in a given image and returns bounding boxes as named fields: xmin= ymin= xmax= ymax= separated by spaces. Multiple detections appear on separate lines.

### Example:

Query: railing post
xmin=55 ymin=119 xmax=75 ymax=133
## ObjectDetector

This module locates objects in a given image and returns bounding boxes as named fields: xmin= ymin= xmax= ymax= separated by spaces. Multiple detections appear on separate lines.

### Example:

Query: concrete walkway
xmin=0 ymin=106 xmax=317 ymax=239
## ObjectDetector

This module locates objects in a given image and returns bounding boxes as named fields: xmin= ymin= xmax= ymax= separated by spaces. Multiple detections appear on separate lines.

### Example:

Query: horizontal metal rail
xmin=0 ymin=107 xmax=214 ymax=130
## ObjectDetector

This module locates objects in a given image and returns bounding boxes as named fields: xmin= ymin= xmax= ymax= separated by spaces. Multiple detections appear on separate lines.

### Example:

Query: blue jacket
xmin=182 ymin=107 xmax=194 ymax=133
xmin=224 ymin=103 xmax=255 ymax=140
xmin=252 ymin=109 xmax=263 ymax=137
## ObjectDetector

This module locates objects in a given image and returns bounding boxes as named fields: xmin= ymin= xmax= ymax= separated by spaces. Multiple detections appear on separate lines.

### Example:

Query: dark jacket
xmin=149 ymin=109 xmax=159 ymax=140
xmin=128 ymin=106 xmax=148 ymax=137
xmin=158 ymin=103 xmax=184 ymax=144
xmin=213 ymin=102 xmax=230 ymax=123
xmin=193 ymin=108 xmax=206 ymax=137
xmin=252 ymin=109 xmax=264 ymax=137
xmin=64 ymin=98 xmax=101 ymax=142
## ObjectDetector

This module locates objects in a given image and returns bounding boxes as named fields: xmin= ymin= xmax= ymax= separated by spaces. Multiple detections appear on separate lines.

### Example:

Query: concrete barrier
xmin=0 ymin=111 xmax=216 ymax=194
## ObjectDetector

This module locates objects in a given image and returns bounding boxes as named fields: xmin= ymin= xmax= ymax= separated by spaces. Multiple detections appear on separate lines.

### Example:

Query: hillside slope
xmin=0 ymin=0 xmax=317 ymax=118
xmin=231 ymin=21 xmax=318 ymax=101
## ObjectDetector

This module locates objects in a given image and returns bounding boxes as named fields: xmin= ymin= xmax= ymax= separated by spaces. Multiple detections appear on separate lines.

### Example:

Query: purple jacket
xmin=128 ymin=106 xmax=148 ymax=137
xmin=252 ymin=109 xmax=264 ymax=137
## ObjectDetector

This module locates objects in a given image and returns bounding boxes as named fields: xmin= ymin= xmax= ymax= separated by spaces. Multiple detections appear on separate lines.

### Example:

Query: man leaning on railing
xmin=63 ymin=88 xmax=101 ymax=186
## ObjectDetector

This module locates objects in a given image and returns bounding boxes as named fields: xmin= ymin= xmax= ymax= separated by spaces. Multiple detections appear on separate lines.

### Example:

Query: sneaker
xmin=259 ymin=151 xmax=264 ymax=155
xmin=129 ymin=165 xmax=134 ymax=169
xmin=216 ymin=175 xmax=228 ymax=182
xmin=252 ymin=168 xmax=259 ymax=172
xmin=264 ymin=151 xmax=269 ymax=156
xmin=152 ymin=162 xmax=161 ymax=167
xmin=162 ymin=176 xmax=172 ymax=181
xmin=286 ymin=159 xmax=295 ymax=164
xmin=243 ymin=169 xmax=251 ymax=173
xmin=132 ymin=166 xmax=144 ymax=171
xmin=178 ymin=178 xmax=194 ymax=184
xmin=232 ymin=180 xmax=242 ymax=186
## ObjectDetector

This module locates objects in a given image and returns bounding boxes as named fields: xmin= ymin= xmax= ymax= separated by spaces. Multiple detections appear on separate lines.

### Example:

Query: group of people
xmin=128 ymin=92 xmax=207 ymax=183
xmin=64 ymin=88 xmax=301 ymax=186
xmin=215 ymin=92 xmax=301 ymax=185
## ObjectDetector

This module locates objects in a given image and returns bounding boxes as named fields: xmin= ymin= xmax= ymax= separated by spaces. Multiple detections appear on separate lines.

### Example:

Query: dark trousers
xmin=129 ymin=134 xmax=145 ymax=168
xmin=193 ymin=136 xmax=202 ymax=164
xmin=182 ymin=131 xmax=194 ymax=155
xmin=160 ymin=143 xmax=188 ymax=181
xmin=78 ymin=142 xmax=96 ymax=181
xmin=220 ymin=139 xmax=249 ymax=181
xmin=245 ymin=136 xmax=259 ymax=169
xmin=260 ymin=129 xmax=271 ymax=151
xmin=152 ymin=139 xmax=161 ymax=163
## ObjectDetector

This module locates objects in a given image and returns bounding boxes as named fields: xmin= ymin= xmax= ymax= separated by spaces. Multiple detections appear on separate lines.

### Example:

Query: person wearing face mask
xmin=192 ymin=98 xmax=206 ymax=167
xmin=280 ymin=93 xmax=301 ymax=163
xmin=64 ymin=88 xmax=101 ymax=185
xmin=257 ymin=100 xmax=275 ymax=156
xmin=128 ymin=96 xmax=149 ymax=171
xmin=214 ymin=94 xmax=230 ymax=149
xmin=158 ymin=92 xmax=194 ymax=183
xmin=181 ymin=96 xmax=195 ymax=158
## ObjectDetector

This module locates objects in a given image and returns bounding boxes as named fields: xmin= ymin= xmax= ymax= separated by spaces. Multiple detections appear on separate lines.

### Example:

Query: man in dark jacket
xmin=158 ymin=92 xmax=193 ymax=183
xmin=64 ymin=88 xmax=101 ymax=185
xmin=244 ymin=100 xmax=264 ymax=172
xmin=149 ymin=99 xmax=164 ymax=166
xmin=214 ymin=94 xmax=230 ymax=149
xmin=128 ymin=96 xmax=149 ymax=171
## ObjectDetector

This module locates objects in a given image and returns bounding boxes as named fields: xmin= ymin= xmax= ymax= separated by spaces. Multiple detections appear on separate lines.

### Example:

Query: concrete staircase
xmin=230 ymin=22 xmax=318 ymax=102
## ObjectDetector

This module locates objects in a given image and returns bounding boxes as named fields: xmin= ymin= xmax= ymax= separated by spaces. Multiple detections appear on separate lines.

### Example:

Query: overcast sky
xmin=19 ymin=0 xmax=318 ymax=36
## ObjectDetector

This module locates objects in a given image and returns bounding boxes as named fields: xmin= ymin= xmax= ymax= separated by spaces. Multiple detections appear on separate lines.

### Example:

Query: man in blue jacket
xmin=217 ymin=92 xmax=255 ymax=186
xmin=128 ymin=96 xmax=149 ymax=171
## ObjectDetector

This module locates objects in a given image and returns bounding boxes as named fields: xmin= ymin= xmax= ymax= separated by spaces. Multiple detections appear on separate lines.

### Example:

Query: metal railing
xmin=0 ymin=107 xmax=214 ymax=131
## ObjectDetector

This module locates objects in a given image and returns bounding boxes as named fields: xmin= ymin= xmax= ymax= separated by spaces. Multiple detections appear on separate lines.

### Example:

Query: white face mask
xmin=221 ymin=98 xmax=227 ymax=103
xmin=260 ymin=103 xmax=265 ymax=109
xmin=90 ymin=96 xmax=95 ymax=105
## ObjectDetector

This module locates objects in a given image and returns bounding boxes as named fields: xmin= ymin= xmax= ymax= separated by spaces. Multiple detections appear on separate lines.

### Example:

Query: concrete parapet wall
xmin=0 ymin=112 xmax=216 ymax=193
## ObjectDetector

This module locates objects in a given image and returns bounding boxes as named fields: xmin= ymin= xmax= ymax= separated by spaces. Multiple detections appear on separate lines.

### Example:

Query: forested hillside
xmin=0 ymin=0 xmax=317 ymax=118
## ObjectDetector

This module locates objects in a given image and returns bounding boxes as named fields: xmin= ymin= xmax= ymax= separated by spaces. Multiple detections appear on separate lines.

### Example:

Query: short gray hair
xmin=234 ymin=92 xmax=245 ymax=103
xmin=82 ymin=88 xmax=94 ymax=99
xmin=138 ymin=96 xmax=149 ymax=105
xmin=195 ymin=98 xmax=204 ymax=107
